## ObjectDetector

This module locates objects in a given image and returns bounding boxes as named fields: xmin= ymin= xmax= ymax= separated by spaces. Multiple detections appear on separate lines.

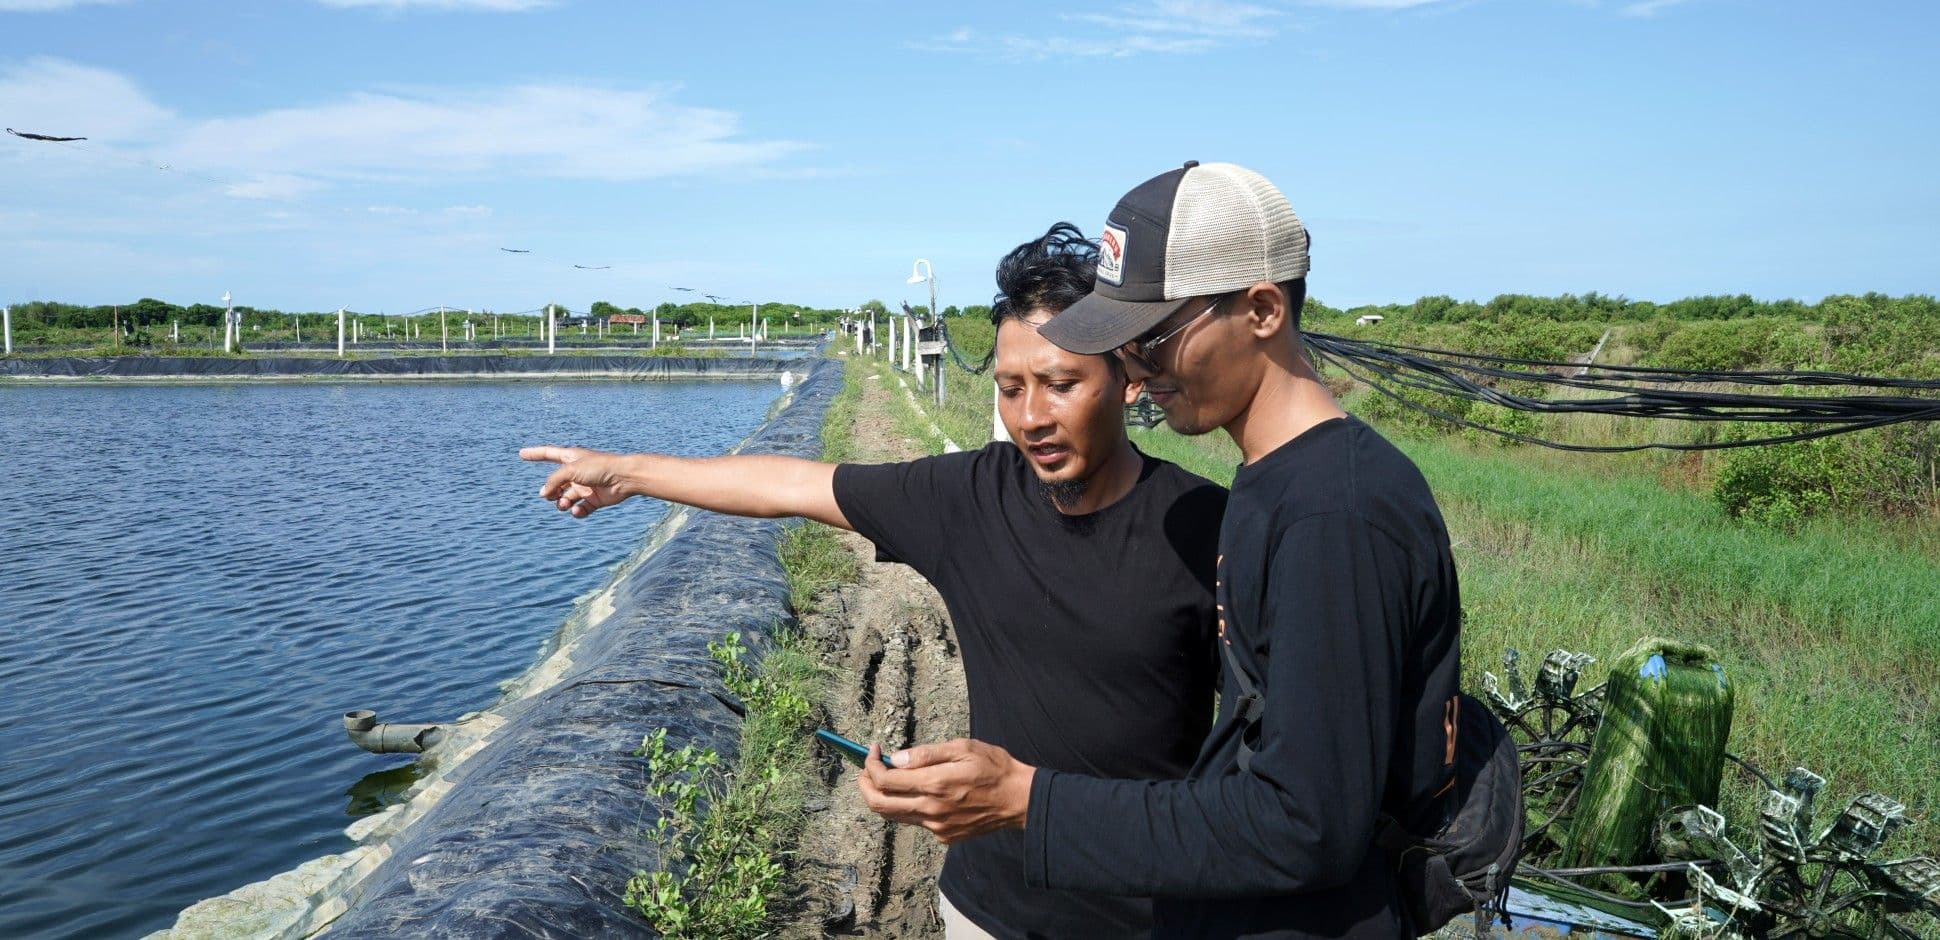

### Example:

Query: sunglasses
xmin=1116 ymin=295 xmax=1224 ymax=373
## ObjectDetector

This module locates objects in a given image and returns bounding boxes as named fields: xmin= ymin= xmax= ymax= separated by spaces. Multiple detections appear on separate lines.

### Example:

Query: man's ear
xmin=1243 ymin=281 xmax=1289 ymax=340
xmin=1122 ymin=377 xmax=1145 ymax=405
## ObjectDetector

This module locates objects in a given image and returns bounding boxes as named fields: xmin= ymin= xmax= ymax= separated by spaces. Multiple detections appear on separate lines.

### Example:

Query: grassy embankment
xmin=873 ymin=313 xmax=1940 ymax=859
xmin=623 ymin=355 xmax=862 ymax=939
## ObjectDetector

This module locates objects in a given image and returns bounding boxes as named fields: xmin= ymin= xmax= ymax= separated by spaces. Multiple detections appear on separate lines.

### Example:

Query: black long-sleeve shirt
xmin=1021 ymin=417 xmax=1463 ymax=938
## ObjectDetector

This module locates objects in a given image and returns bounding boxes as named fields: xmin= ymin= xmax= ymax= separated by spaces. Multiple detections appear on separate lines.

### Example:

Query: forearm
xmin=1024 ymin=757 xmax=1378 ymax=898
xmin=619 ymin=454 xmax=849 ymax=529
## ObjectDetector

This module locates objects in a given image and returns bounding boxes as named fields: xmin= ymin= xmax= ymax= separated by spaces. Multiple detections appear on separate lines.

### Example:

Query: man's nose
xmin=1019 ymin=387 xmax=1055 ymax=430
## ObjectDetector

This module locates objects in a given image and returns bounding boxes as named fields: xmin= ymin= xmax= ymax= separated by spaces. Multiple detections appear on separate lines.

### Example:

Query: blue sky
xmin=2 ymin=0 xmax=1935 ymax=315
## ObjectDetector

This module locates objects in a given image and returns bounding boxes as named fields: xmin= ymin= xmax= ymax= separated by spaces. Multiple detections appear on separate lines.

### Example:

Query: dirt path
xmin=781 ymin=363 xmax=969 ymax=939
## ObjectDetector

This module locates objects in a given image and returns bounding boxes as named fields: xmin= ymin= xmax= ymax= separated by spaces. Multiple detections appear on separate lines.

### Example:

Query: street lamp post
xmin=908 ymin=259 xmax=944 ymax=406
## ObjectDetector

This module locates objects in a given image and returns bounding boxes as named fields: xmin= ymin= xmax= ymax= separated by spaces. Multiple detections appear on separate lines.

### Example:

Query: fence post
xmin=338 ymin=307 xmax=346 ymax=357
xmin=547 ymin=304 xmax=556 ymax=355
xmin=2 ymin=305 xmax=10 ymax=355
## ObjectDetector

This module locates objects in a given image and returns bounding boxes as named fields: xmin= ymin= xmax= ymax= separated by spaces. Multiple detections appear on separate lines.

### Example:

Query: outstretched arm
xmin=518 ymin=446 xmax=850 ymax=530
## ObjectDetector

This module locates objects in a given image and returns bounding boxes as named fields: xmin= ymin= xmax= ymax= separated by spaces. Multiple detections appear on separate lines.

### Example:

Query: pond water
xmin=0 ymin=379 xmax=782 ymax=939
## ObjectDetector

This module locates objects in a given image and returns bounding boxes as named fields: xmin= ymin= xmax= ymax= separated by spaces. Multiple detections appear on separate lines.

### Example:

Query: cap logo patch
xmin=1098 ymin=222 xmax=1128 ymax=286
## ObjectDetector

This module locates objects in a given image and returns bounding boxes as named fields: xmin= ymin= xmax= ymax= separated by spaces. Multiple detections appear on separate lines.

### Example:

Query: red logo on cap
xmin=1098 ymin=222 xmax=1128 ymax=286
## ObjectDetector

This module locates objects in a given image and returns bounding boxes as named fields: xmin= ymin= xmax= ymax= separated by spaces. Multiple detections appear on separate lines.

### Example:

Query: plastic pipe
xmin=344 ymin=709 xmax=444 ymax=754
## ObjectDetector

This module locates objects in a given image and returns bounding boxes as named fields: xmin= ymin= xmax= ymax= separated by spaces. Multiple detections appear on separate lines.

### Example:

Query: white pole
xmin=547 ymin=304 xmax=556 ymax=354
xmin=2 ymin=305 xmax=11 ymax=355
xmin=749 ymin=304 xmax=757 ymax=353
xmin=337 ymin=307 xmax=346 ymax=357
xmin=440 ymin=306 xmax=448 ymax=353
xmin=222 ymin=292 xmax=234 ymax=353
xmin=911 ymin=318 xmax=922 ymax=389
xmin=887 ymin=312 xmax=897 ymax=365
xmin=652 ymin=317 xmax=660 ymax=348
xmin=171 ymin=319 xmax=178 ymax=344
xmin=854 ymin=321 xmax=863 ymax=355
xmin=709 ymin=316 xmax=715 ymax=340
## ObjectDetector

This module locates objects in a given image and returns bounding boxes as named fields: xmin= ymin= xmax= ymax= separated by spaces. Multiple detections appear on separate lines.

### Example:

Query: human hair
xmin=1280 ymin=278 xmax=1308 ymax=333
xmin=990 ymin=222 xmax=1098 ymax=326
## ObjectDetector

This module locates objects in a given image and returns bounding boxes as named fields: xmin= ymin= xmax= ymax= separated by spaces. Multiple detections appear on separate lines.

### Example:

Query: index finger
xmin=518 ymin=445 xmax=579 ymax=464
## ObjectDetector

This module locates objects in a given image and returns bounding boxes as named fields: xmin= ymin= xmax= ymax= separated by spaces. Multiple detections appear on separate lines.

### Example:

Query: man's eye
xmin=1000 ymin=386 xmax=1022 ymax=398
xmin=1049 ymin=382 xmax=1077 ymax=393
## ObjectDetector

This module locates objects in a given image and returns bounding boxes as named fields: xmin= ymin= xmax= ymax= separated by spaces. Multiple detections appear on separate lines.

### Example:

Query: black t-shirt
xmin=1022 ymin=417 xmax=1464 ymax=939
xmin=833 ymin=442 xmax=1226 ymax=940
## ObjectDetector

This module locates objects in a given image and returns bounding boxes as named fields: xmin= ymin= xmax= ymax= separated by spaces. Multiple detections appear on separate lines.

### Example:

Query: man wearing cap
xmin=524 ymin=222 xmax=1227 ymax=940
xmin=859 ymin=163 xmax=1465 ymax=938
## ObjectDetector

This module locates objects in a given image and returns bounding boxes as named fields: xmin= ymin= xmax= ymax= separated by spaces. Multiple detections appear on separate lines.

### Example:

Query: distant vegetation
xmin=1304 ymin=292 xmax=1940 ymax=525
xmin=0 ymin=296 xmax=854 ymax=349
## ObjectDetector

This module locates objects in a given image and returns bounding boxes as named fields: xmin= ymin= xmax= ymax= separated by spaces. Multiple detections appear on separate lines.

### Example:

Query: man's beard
xmin=1037 ymin=476 xmax=1089 ymax=510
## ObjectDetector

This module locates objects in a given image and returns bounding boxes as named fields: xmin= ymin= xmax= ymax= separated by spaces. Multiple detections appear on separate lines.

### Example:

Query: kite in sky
xmin=7 ymin=127 xmax=87 ymax=142
xmin=499 ymin=247 xmax=531 ymax=253
xmin=573 ymin=264 xmax=610 ymax=270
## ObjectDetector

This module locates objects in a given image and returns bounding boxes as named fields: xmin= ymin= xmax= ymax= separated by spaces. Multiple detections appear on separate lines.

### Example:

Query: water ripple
xmin=0 ymin=379 xmax=779 ymax=939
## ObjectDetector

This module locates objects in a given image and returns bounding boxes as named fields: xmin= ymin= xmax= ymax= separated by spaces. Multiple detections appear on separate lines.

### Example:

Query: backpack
xmin=1223 ymin=642 xmax=1525 ymax=937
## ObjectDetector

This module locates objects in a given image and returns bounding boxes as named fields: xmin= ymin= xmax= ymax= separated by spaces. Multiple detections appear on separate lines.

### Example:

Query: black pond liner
xmin=322 ymin=358 xmax=842 ymax=938
xmin=0 ymin=355 xmax=807 ymax=379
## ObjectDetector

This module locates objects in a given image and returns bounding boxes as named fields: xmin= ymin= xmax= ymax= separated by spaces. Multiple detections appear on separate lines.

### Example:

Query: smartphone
xmin=815 ymin=727 xmax=895 ymax=768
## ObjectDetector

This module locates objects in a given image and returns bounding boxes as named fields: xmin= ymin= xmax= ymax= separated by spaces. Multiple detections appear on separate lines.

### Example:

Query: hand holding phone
xmin=815 ymin=727 xmax=896 ymax=768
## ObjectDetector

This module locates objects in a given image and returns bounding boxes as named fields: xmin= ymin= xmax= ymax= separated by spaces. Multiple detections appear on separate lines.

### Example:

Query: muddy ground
xmin=779 ymin=368 xmax=969 ymax=939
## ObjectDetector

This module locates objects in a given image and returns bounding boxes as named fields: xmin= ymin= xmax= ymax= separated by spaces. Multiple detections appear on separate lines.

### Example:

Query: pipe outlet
xmin=344 ymin=709 xmax=445 ymax=754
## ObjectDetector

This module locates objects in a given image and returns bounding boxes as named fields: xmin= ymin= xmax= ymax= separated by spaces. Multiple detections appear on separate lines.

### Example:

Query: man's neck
xmin=1055 ymin=437 xmax=1143 ymax=516
xmin=1225 ymin=361 xmax=1347 ymax=465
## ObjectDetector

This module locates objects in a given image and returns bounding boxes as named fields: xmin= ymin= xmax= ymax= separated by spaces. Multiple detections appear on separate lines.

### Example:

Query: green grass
xmin=627 ymin=631 xmax=825 ymax=938
xmin=629 ymin=356 xmax=863 ymax=936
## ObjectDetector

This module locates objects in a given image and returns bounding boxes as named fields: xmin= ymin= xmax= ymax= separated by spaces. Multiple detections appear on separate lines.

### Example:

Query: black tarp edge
xmin=310 ymin=358 xmax=842 ymax=938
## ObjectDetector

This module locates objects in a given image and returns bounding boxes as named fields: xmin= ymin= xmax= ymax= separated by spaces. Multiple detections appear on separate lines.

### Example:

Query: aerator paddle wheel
xmin=1482 ymin=647 xmax=1940 ymax=939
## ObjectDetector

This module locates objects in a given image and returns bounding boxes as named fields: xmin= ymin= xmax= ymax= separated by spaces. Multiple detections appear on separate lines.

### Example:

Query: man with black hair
xmin=522 ymin=222 xmax=1227 ymax=939
xmin=859 ymin=164 xmax=1466 ymax=938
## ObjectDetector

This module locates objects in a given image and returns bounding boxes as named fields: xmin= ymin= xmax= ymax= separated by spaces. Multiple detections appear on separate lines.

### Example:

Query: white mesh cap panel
xmin=1164 ymin=163 xmax=1309 ymax=299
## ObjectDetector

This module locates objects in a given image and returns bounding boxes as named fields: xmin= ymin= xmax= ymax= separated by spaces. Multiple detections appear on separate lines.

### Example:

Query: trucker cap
xmin=1039 ymin=161 xmax=1309 ymax=355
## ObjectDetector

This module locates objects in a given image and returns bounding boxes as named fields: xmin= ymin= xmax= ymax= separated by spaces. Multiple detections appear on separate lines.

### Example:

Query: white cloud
xmin=177 ymin=82 xmax=807 ymax=184
xmin=225 ymin=173 xmax=326 ymax=200
xmin=922 ymin=0 xmax=1284 ymax=60
xmin=1067 ymin=0 xmax=1282 ymax=36
xmin=0 ymin=0 xmax=125 ymax=11
xmin=313 ymin=0 xmax=554 ymax=9
xmin=442 ymin=204 xmax=493 ymax=217
xmin=1302 ymin=0 xmax=1447 ymax=8
xmin=0 ymin=57 xmax=171 ymax=140
xmin=0 ymin=58 xmax=808 ymax=198
xmin=1620 ymin=0 xmax=1691 ymax=16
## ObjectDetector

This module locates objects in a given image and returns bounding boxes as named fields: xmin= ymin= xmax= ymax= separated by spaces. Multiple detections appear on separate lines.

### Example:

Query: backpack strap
xmin=1219 ymin=639 xmax=1266 ymax=773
